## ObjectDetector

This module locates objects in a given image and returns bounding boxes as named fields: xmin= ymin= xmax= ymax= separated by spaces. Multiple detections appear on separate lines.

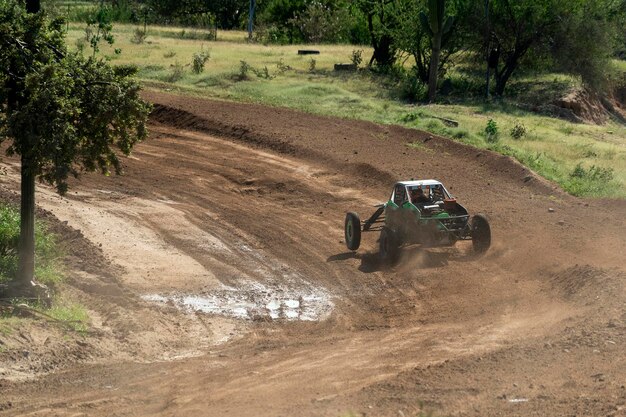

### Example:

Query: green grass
xmin=0 ymin=300 xmax=90 ymax=336
xmin=44 ymin=301 xmax=90 ymax=333
xmin=65 ymin=23 xmax=626 ymax=198
xmin=0 ymin=205 xmax=64 ymax=285
xmin=0 ymin=204 xmax=88 ymax=334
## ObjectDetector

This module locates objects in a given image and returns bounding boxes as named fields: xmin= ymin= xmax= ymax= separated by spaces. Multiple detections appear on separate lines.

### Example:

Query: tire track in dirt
xmin=1 ymin=92 xmax=624 ymax=416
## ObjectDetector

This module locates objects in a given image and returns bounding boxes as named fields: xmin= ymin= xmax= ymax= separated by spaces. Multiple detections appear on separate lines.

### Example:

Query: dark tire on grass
xmin=471 ymin=214 xmax=491 ymax=255
xmin=379 ymin=227 xmax=400 ymax=264
xmin=345 ymin=212 xmax=362 ymax=251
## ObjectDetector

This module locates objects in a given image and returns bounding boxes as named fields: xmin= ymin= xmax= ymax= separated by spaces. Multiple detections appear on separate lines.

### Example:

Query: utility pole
xmin=247 ymin=0 xmax=255 ymax=40
xmin=484 ymin=0 xmax=490 ymax=99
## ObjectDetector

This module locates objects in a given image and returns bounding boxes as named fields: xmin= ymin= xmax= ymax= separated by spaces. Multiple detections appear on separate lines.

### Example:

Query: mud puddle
xmin=143 ymin=282 xmax=333 ymax=322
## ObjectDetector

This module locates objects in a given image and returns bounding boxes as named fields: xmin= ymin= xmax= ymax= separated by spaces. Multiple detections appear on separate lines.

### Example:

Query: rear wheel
xmin=471 ymin=214 xmax=491 ymax=255
xmin=345 ymin=212 xmax=362 ymax=251
xmin=379 ymin=227 xmax=400 ymax=264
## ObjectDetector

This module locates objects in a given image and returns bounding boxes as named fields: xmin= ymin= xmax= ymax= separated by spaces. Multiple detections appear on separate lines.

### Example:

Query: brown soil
xmin=0 ymin=90 xmax=625 ymax=416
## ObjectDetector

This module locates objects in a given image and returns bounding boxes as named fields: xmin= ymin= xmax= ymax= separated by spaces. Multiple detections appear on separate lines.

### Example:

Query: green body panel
xmin=386 ymin=199 xmax=452 ymax=232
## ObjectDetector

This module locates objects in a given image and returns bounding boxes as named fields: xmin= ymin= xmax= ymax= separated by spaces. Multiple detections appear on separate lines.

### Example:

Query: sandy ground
xmin=0 ymin=91 xmax=625 ymax=416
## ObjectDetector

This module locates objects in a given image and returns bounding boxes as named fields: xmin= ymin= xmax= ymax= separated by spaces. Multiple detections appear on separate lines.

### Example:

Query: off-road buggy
xmin=344 ymin=180 xmax=491 ymax=262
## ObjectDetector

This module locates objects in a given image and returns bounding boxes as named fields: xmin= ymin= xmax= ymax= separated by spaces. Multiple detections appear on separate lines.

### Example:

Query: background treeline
xmin=46 ymin=0 xmax=626 ymax=99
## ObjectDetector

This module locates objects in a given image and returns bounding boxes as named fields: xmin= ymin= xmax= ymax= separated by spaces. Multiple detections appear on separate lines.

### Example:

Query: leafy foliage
xmin=566 ymin=163 xmax=617 ymax=196
xmin=510 ymin=122 xmax=527 ymax=139
xmin=147 ymin=0 xmax=246 ymax=29
xmin=350 ymin=49 xmax=363 ymax=68
xmin=354 ymin=0 xmax=397 ymax=67
xmin=191 ymin=49 xmax=210 ymax=74
xmin=86 ymin=3 xmax=116 ymax=57
xmin=289 ymin=1 xmax=351 ymax=43
xmin=484 ymin=119 xmax=499 ymax=143
xmin=0 ymin=1 xmax=151 ymax=196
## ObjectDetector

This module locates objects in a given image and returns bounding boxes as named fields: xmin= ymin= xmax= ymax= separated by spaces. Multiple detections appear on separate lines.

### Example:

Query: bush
xmin=166 ymin=62 xmax=185 ymax=82
xmin=401 ymin=112 xmax=419 ymax=123
xmin=351 ymin=49 xmax=363 ymax=68
xmin=191 ymin=50 xmax=210 ymax=74
xmin=236 ymin=60 xmax=251 ymax=80
xmin=565 ymin=163 xmax=617 ymax=196
xmin=276 ymin=58 xmax=291 ymax=74
xmin=485 ymin=119 xmax=499 ymax=143
xmin=510 ymin=122 xmax=527 ymax=139
xmin=452 ymin=129 xmax=470 ymax=139
xmin=289 ymin=2 xmax=351 ymax=43
xmin=252 ymin=65 xmax=274 ymax=79
xmin=130 ymin=28 xmax=147 ymax=44
xmin=163 ymin=50 xmax=176 ymax=58
xmin=396 ymin=69 xmax=427 ymax=102
xmin=253 ymin=24 xmax=292 ymax=45
xmin=570 ymin=163 xmax=614 ymax=181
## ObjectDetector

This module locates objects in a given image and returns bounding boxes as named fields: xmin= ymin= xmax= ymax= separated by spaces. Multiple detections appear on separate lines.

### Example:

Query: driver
xmin=412 ymin=187 xmax=430 ymax=204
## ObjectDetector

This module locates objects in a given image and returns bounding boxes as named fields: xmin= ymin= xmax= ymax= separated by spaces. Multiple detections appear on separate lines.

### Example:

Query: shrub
xmin=510 ymin=122 xmax=527 ymax=139
xmin=75 ymin=38 xmax=87 ymax=53
xmin=396 ymin=70 xmax=427 ymax=102
xmin=191 ymin=50 xmax=210 ymax=74
xmin=166 ymin=62 xmax=185 ymax=82
xmin=350 ymin=49 xmax=363 ymax=68
xmin=163 ymin=50 xmax=176 ymax=58
xmin=566 ymin=163 xmax=617 ymax=196
xmin=276 ymin=58 xmax=291 ymax=74
xmin=253 ymin=24 xmax=292 ymax=45
xmin=251 ymin=65 xmax=274 ymax=79
xmin=485 ymin=119 xmax=499 ymax=143
xmin=289 ymin=2 xmax=351 ymax=43
xmin=131 ymin=28 xmax=147 ymax=44
xmin=452 ymin=129 xmax=469 ymax=139
xmin=570 ymin=163 xmax=614 ymax=181
xmin=237 ymin=60 xmax=251 ymax=80
xmin=401 ymin=112 xmax=419 ymax=123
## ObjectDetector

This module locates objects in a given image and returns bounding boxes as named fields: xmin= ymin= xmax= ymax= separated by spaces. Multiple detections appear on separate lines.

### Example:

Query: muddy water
xmin=143 ymin=281 xmax=333 ymax=321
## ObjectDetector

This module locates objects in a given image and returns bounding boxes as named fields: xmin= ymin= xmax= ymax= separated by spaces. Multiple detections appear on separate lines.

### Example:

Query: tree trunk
xmin=493 ymin=52 xmax=521 ymax=97
xmin=26 ymin=0 xmax=40 ymax=13
xmin=16 ymin=0 xmax=41 ymax=287
xmin=494 ymin=71 xmax=509 ymax=96
xmin=371 ymin=34 xmax=395 ymax=68
xmin=18 ymin=154 xmax=36 ymax=286
xmin=427 ymin=34 xmax=442 ymax=102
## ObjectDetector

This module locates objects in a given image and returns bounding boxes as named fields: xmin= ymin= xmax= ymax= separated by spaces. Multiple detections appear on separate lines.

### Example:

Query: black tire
xmin=471 ymin=214 xmax=491 ymax=255
xmin=345 ymin=212 xmax=362 ymax=251
xmin=379 ymin=227 xmax=400 ymax=264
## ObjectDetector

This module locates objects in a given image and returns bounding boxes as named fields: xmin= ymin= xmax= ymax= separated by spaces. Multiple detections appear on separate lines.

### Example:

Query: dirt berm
xmin=0 ymin=91 xmax=624 ymax=416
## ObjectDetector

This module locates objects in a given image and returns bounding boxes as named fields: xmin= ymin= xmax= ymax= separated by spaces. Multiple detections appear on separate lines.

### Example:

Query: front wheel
xmin=379 ymin=227 xmax=400 ymax=264
xmin=345 ymin=212 xmax=362 ymax=251
xmin=471 ymin=214 xmax=491 ymax=255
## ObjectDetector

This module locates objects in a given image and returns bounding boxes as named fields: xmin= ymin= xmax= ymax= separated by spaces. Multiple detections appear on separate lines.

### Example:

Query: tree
xmin=461 ymin=0 xmax=564 ymax=96
xmin=551 ymin=0 xmax=623 ymax=92
xmin=355 ymin=0 xmax=397 ymax=67
xmin=256 ymin=0 xmax=311 ymax=44
xmin=0 ymin=0 xmax=150 ymax=291
xmin=289 ymin=1 xmax=352 ymax=43
xmin=465 ymin=0 xmax=624 ymax=97
xmin=419 ymin=0 xmax=455 ymax=101
xmin=147 ymin=0 xmax=247 ymax=29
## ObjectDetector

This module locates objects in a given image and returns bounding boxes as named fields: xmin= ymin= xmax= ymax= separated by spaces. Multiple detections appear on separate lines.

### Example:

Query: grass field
xmin=66 ymin=23 xmax=626 ymax=198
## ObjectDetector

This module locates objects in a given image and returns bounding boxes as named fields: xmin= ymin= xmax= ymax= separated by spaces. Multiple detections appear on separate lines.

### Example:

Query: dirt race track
xmin=1 ymin=91 xmax=625 ymax=416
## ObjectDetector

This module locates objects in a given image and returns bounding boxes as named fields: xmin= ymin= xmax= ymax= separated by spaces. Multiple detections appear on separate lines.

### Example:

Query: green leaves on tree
xmin=0 ymin=0 xmax=151 ymax=195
